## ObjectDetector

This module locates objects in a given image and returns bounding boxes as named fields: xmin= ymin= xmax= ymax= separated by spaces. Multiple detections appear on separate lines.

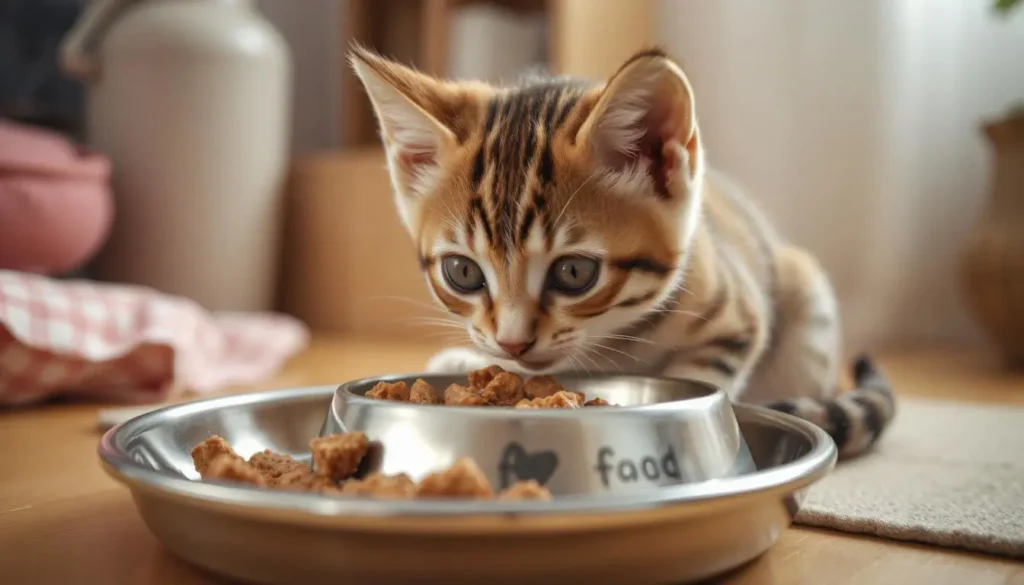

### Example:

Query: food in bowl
xmin=365 ymin=364 xmax=618 ymax=408
xmin=188 ymin=366 xmax=616 ymax=500
xmin=190 ymin=432 xmax=551 ymax=500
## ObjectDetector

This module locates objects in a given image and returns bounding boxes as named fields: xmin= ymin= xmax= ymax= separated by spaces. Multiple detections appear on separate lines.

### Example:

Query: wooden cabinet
xmin=340 ymin=0 xmax=654 ymax=147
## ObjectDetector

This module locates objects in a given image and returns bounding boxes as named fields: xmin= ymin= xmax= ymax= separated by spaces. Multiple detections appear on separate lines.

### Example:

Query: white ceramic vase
xmin=61 ymin=0 xmax=292 ymax=312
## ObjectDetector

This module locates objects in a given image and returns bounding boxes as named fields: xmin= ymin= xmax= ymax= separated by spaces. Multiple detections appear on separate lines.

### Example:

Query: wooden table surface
xmin=1 ymin=336 xmax=1023 ymax=584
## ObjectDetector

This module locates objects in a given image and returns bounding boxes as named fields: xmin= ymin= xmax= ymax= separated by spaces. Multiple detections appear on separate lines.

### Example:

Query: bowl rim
xmin=98 ymin=382 xmax=837 ymax=519
xmin=332 ymin=370 xmax=728 ymax=417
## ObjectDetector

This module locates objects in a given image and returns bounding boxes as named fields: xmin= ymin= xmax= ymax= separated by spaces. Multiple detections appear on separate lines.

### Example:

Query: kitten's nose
xmin=497 ymin=339 xmax=533 ymax=358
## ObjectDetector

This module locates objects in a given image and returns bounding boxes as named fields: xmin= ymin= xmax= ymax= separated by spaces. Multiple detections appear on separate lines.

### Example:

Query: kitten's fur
xmin=350 ymin=46 xmax=895 ymax=459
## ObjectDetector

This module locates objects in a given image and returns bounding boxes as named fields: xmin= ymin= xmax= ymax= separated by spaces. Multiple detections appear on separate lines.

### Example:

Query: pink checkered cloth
xmin=0 ymin=270 xmax=310 ymax=406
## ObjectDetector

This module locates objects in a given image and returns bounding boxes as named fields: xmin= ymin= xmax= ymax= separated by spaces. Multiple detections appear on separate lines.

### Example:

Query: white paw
xmin=425 ymin=347 xmax=494 ymax=373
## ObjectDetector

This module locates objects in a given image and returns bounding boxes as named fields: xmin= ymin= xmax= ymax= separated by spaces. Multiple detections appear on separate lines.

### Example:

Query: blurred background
xmin=2 ymin=0 xmax=1024 ymax=377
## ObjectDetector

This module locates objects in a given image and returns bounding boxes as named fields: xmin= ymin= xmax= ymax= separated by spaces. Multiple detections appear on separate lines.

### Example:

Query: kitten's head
xmin=351 ymin=46 xmax=705 ymax=372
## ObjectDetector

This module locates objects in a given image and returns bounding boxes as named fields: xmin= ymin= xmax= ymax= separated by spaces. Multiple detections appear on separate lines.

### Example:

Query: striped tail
xmin=766 ymin=354 xmax=896 ymax=460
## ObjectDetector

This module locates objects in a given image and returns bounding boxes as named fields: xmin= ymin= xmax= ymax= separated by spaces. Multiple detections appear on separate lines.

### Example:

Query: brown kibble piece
xmin=410 ymin=378 xmax=441 ymax=404
xmin=310 ymin=432 xmax=369 ymax=480
xmin=515 ymin=390 xmax=583 ymax=409
xmin=476 ymin=386 xmax=501 ymax=405
xmin=248 ymin=450 xmax=308 ymax=480
xmin=203 ymin=454 xmax=267 ymax=486
xmin=416 ymin=457 xmax=494 ymax=498
xmin=366 ymin=380 xmax=410 ymax=402
xmin=444 ymin=383 xmax=489 ymax=406
xmin=498 ymin=480 xmax=553 ymax=500
xmin=191 ymin=435 xmax=242 ymax=476
xmin=468 ymin=364 xmax=505 ymax=389
xmin=275 ymin=467 xmax=338 ymax=492
xmin=340 ymin=472 xmax=417 ymax=499
xmin=584 ymin=397 xmax=613 ymax=407
xmin=484 ymin=372 xmax=525 ymax=406
xmin=522 ymin=375 xmax=564 ymax=399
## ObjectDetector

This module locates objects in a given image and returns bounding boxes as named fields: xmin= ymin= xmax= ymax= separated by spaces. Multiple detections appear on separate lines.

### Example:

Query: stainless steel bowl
xmin=99 ymin=382 xmax=836 ymax=585
xmin=322 ymin=373 xmax=757 ymax=495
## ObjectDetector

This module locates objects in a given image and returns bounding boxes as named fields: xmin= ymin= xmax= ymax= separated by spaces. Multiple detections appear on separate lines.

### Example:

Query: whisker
xmin=414 ymin=332 xmax=467 ymax=340
xmin=582 ymin=343 xmax=625 ymax=372
xmin=408 ymin=327 xmax=466 ymax=336
xmin=399 ymin=321 xmax=467 ymax=334
xmin=650 ymin=308 xmax=708 ymax=321
xmin=569 ymin=352 xmax=591 ymax=376
xmin=588 ymin=342 xmax=645 ymax=364
xmin=403 ymin=320 xmax=466 ymax=330
xmin=408 ymin=329 xmax=468 ymax=343
xmin=564 ymin=353 xmax=581 ymax=376
xmin=406 ymin=314 xmax=462 ymax=323
xmin=583 ymin=343 xmax=620 ymax=367
xmin=553 ymin=173 xmax=598 ymax=227
xmin=432 ymin=338 xmax=469 ymax=348
xmin=574 ymin=347 xmax=603 ymax=372
xmin=581 ymin=345 xmax=624 ymax=373
xmin=665 ymin=279 xmax=697 ymax=299
xmin=588 ymin=333 xmax=661 ymax=347
xmin=407 ymin=316 xmax=465 ymax=326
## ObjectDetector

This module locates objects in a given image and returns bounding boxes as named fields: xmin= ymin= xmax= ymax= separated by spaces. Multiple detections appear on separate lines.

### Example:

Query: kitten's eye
xmin=549 ymin=256 xmax=600 ymax=295
xmin=442 ymin=255 xmax=486 ymax=293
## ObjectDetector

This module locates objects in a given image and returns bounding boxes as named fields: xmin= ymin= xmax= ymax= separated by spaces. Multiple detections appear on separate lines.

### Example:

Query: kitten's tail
xmin=765 ymin=354 xmax=896 ymax=460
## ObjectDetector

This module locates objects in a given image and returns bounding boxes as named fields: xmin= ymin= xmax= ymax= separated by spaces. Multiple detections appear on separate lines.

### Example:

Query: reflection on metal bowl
xmin=322 ymin=372 xmax=756 ymax=495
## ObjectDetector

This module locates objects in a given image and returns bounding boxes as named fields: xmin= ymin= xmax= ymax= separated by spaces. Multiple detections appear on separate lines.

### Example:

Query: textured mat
xmin=795 ymin=397 xmax=1024 ymax=557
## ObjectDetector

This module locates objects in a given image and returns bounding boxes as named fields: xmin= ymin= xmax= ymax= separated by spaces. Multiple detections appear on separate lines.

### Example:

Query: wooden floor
xmin=1 ymin=337 xmax=1022 ymax=584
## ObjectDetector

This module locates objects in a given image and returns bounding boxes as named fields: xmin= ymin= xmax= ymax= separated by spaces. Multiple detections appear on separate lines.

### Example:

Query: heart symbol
xmin=498 ymin=442 xmax=559 ymax=489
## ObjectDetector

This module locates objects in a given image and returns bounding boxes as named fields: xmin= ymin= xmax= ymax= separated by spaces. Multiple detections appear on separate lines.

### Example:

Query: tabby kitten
xmin=350 ymin=46 xmax=895 ymax=459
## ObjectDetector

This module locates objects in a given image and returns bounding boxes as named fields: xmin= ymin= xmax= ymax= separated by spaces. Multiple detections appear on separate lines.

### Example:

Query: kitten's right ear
xmin=576 ymin=48 xmax=702 ymax=199
xmin=349 ymin=46 xmax=460 ymax=195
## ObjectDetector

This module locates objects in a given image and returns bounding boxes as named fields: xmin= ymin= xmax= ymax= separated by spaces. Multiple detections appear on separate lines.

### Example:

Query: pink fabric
xmin=0 ymin=119 xmax=113 ymax=274
xmin=0 ymin=270 xmax=309 ymax=406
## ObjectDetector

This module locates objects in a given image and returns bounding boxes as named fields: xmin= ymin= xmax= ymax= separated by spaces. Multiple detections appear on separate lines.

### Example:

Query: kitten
xmin=350 ymin=46 xmax=895 ymax=459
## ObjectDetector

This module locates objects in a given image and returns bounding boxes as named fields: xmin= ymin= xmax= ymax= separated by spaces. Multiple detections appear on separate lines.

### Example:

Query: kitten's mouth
xmin=478 ymin=343 xmax=562 ymax=372
xmin=513 ymin=356 xmax=559 ymax=372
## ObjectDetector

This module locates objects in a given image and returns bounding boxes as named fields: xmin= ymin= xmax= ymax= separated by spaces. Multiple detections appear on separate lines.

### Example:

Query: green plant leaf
xmin=994 ymin=0 xmax=1023 ymax=15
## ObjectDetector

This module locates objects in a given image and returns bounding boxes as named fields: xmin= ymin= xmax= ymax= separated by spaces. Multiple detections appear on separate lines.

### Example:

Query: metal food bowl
xmin=323 ymin=373 xmax=757 ymax=495
xmin=99 ymin=379 xmax=837 ymax=585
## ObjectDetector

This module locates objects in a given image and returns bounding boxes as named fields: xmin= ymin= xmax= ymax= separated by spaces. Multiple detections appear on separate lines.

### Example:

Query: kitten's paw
xmin=425 ymin=348 xmax=493 ymax=374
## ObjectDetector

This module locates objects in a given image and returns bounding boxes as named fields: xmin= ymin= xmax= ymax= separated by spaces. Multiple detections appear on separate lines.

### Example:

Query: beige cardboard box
xmin=281 ymin=148 xmax=439 ymax=339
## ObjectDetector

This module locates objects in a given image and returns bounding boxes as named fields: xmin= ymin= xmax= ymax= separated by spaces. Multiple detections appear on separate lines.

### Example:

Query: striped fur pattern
xmin=350 ymin=46 xmax=896 ymax=459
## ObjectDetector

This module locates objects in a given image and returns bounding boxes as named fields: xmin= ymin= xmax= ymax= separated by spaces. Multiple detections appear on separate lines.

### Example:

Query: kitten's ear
xmin=577 ymin=49 xmax=702 ymax=195
xmin=349 ymin=46 xmax=462 ymax=194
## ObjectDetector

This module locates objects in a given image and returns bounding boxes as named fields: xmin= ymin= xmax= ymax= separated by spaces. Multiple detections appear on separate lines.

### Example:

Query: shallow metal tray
xmin=99 ymin=381 xmax=836 ymax=585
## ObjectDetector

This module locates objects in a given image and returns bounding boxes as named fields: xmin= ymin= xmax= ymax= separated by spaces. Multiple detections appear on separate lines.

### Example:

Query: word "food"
xmin=594 ymin=446 xmax=681 ymax=488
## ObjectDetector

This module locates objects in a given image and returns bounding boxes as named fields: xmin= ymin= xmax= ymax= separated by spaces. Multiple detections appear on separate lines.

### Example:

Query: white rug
xmin=795 ymin=397 xmax=1024 ymax=557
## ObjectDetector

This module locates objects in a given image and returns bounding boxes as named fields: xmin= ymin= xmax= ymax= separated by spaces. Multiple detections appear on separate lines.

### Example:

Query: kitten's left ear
xmin=577 ymin=49 xmax=701 ymax=193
